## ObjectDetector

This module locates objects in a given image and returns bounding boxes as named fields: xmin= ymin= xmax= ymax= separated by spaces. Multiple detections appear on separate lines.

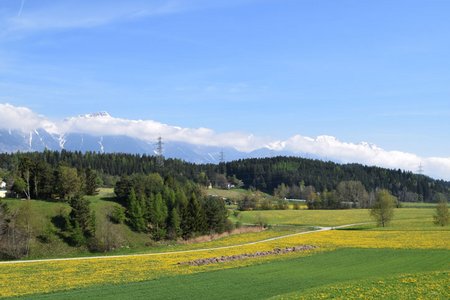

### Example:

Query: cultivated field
xmin=13 ymin=249 xmax=450 ymax=300
xmin=0 ymin=206 xmax=448 ymax=299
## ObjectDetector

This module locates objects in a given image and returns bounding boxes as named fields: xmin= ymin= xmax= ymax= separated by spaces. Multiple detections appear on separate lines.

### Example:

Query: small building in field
xmin=0 ymin=180 xmax=6 ymax=198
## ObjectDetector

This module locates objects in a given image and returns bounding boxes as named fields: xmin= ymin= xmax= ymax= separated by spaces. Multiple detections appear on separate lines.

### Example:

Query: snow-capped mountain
xmin=0 ymin=122 xmax=275 ymax=163
xmin=0 ymin=109 xmax=294 ymax=163
xmin=1 ymin=104 xmax=449 ymax=180
xmin=0 ymin=128 xmax=60 ymax=152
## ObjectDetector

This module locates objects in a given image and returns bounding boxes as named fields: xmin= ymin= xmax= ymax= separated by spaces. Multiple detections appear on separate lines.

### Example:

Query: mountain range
xmin=0 ymin=112 xmax=310 ymax=164
xmin=1 ymin=106 xmax=449 ymax=181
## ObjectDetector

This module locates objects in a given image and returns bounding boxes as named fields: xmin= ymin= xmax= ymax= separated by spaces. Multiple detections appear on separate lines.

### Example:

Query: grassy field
xmin=236 ymin=207 xmax=447 ymax=230
xmin=274 ymin=270 xmax=450 ymax=300
xmin=2 ymin=189 xmax=154 ymax=258
xmin=12 ymin=249 xmax=450 ymax=299
xmin=0 ymin=219 xmax=448 ymax=298
xmin=1 ymin=192 xmax=449 ymax=299
xmin=400 ymin=202 xmax=437 ymax=208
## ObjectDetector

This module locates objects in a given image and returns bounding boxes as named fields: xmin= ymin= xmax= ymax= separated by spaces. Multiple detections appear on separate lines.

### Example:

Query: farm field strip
xmin=1 ymin=224 xmax=449 ymax=298
xmin=238 ymin=208 xmax=442 ymax=227
xmin=13 ymin=249 xmax=450 ymax=300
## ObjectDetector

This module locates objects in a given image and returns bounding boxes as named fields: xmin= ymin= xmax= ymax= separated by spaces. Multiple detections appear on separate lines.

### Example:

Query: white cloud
xmin=0 ymin=103 xmax=57 ymax=133
xmin=0 ymin=103 xmax=449 ymax=180
xmin=59 ymin=112 xmax=269 ymax=152
xmin=276 ymin=134 xmax=450 ymax=180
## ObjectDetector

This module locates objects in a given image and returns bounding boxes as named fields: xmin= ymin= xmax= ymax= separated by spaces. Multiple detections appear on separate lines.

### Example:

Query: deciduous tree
xmin=433 ymin=197 xmax=449 ymax=227
xmin=370 ymin=190 xmax=396 ymax=227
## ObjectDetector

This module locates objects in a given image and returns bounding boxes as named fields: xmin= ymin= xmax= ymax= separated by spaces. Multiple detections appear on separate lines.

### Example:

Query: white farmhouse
xmin=0 ymin=180 xmax=6 ymax=198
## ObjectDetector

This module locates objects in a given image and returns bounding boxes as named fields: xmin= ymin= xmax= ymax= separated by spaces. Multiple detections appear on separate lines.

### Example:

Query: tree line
xmin=1 ymin=151 xmax=449 ymax=202
xmin=224 ymin=157 xmax=449 ymax=202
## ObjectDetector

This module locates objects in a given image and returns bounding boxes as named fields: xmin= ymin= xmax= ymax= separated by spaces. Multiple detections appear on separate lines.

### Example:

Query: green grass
xmin=273 ymin=271 xmax=450 ymax=299
xmin=238 ymin=208 xmax=449 ymax=231
xmin=2 ymin=189 xmax=153 ymax=259
xmin=238 ymin=209 xmax=371 ymax=226
xmin=2 ymin=197 xmax=79 ymax=258
xmin=15 ymin=248 xmax=450 ymax=300
xmin=400 ymin=202 xmax=437 ymax=208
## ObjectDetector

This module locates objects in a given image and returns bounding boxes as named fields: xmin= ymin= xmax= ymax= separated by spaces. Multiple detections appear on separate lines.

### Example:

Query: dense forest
xmin=0 ymin=151 xmax=449 ymax=202
xmin=114 ymin=173 xmax=231 ymax=240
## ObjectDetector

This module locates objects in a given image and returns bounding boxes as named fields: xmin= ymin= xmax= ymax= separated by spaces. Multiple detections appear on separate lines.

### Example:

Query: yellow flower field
xmin=278 ymin=230 xmax=450 ymax=250
xmin=0 ymin=229 xmax=448 ymax=298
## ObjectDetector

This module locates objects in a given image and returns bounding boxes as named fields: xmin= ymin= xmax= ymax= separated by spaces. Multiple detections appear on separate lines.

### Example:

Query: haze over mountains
xmin=1 ymin=103 xmax=449 ymax=180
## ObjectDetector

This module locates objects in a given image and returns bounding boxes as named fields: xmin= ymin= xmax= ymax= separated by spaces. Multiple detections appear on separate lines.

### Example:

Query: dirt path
xmin=0 ymin=223 xmax=367 ymax=265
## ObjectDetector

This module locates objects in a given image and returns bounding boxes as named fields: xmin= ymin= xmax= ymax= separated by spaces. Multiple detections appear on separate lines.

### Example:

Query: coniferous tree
xmin=85 ymin=168 xmax=99 ymax=195
xmin=127 ymin=188 xmax=146 ymax=232
xmin=67 ymin=195 xmax=95 ymax=246
xmin=203 ymin=197 xmax=227 ymax=234
xmin=149 ymin=193 xmax=168 ymax=240
xmin=184 ymin=193 xmax=205 ymax=238
xmin=167 ymin=208 xmax=182 ymax=239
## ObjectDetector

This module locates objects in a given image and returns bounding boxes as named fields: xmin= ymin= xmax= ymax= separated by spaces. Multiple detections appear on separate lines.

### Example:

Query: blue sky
xmin=1 ymin=0 xmax=450 ymax=158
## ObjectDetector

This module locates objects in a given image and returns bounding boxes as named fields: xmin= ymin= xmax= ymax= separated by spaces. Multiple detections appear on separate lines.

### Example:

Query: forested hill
xmin=225 ymin=157 xmax=449 ymax=201
xmin=0 ymin=151 xmax=448 ymax=202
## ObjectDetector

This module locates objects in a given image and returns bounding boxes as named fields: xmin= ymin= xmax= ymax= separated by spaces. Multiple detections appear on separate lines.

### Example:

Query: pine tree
xmin=84 ymin=168 xmax=99 ymax=195
xmin=149 ymin=193 xmax=168 ymax=240
xmin=127 ymin=188 xmax=146 ymax=232
xmin=68 ymin=195 xmax=95 ymax=245
xmin=184 ymin=193 xmax=206 ymax=238
xmin=203 ymin=197 xmax=227 ymax=234
xmin=167 ymin=208 xmax=181 ymax=239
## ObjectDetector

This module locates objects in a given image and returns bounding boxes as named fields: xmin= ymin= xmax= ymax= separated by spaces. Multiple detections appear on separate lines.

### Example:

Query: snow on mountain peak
xmin=79 ymin=111 xmax=111 ymax=119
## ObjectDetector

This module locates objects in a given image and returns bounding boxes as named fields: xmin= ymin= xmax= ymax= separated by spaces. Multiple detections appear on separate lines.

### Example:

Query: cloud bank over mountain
xmin=1 ymin=103 xmax=449 ymax=180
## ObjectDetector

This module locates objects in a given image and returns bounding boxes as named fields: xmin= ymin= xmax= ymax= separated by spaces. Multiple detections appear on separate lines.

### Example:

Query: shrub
xmin=109 ymin=206 xmax=126 ymax=224
xmin=225 ymin=219 xmax=235 ymax=233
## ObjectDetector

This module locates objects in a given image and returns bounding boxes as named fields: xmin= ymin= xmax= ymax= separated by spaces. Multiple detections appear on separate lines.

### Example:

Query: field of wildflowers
xmin=1 ymin=227 xmax=449 ymax=298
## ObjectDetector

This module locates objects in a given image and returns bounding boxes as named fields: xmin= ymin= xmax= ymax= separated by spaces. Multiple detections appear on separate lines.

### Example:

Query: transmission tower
xmin=219 ymin=149 xmax=225 ymax=164
xmin=219 ymin=149 xmax=226 ymax=175
xmin=155 ymin=136 xmax=164 ymax=167
xmin=417 ymin=163 xmax=424 ymax=175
